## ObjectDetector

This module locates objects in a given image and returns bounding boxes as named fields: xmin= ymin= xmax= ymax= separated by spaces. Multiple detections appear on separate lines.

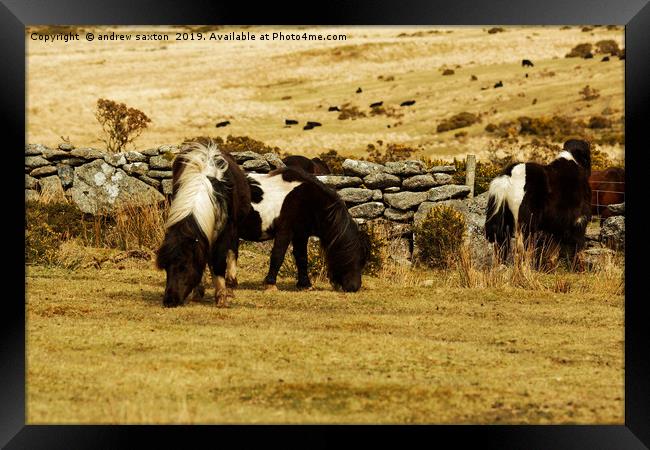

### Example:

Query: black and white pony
xmin=156 ymin=140 xmax=251 ymax=307
xmin=485 ymin=139 xmax=592 ymax=264
xmin=234 ymin=167 xmax=370 ymax=292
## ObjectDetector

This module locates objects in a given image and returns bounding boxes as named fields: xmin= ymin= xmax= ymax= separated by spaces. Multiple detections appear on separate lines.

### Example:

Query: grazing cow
xmin=601 ymin=56 xmax=610 ymax=62
xmin=470 ymin=75 xmax=478 ymax=81
xmin=285 ymin=119 xmax=299 ymax=125
xmin=328 ymin=106 xmax=341 ymax=112
xmin=306 ymin=121 xmax=322 ymax=127
xmin=485 ymin=139 xmax=592 ymax=265
xmin=232 ymin=167 xmax=370 ymax=292
xmin=216 ymin=121 xmax=231 ymax=128
xmin=156 ymin=140 xmax=251 ymax=307
xmin=525 ymin=73 xmax=529 ymax=78
xmin=589 ymin=167 xmax=625 ymax=222
xmin=370 ymin=101 xmax=383 ymax=108
xmin=356 ymin=87 xmax=363 ymax=93
xmin=494 ymin=81 xmax=503 ymax=88
xmin=522 ymin=59 xmax=534 ymax=67
xmin=283 ymin=155 xmax=331 ymax=175
xmin=400 ymin=100 xmax=416 ymax=106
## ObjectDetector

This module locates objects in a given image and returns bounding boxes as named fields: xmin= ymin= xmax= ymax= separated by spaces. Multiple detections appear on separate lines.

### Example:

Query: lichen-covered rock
xmin=317 ymin=175 xmax=363 ymax=189
xmin=70 ymin=159 xmax=164 ymax=214
xmin=162 ymin=179 xmax=173 ymax=195
xmin=58 ymin=158 xmax=86 ymax=166
xmin=384 ymin=186 xmax=401 ymax=193
xmin=147 ymin=170 xmax=173 ymax=179
xmin=582 ymin=247 xmax=616 ymax=269
xmin=26 ymin=144 xmax=47 ymax=156
xmin=57 ymin=164 xmax=74 ymax=188
xmin=427 ymin=184 xmax=471 ymax=202
xmin=25 ymin=156 xmax=51 ymax=169
xmin=384 ymin=191 xmax=428 ymax=210
xmin=39 ymin=175 xmax=65 ymax=201
xmin=25 ymin=174 xmax=39 ymax=190
xmin=41 ymin=147 xmax=70 ymax=160
xmin=402 ymin=174 xmax=452 ymax=191
xmin=104 ymin=153 xmax=127 ymax=167
xmin=384 ymin=208 xmax=414 ymax=222
xmin=230 ymin=151 xmax=263 ymax=164
xmin=372 ymin=189 xmax=383 ymax=201
xmin=158 ymin=144 xmax=179 ymax=154
xmin=30 ymin=166 xmax=58 ymax=177
xmin=338 ymin=188 xmax=376 ymax=204
xmin=263 ymin=153 xmax=285 ymax=169
xmin=140 ymin=148 xmax=160 ymax=156
xmin=58 ymin=142 xmax=74 ymax=151
xmin=342 ymin=159 xmax=385 ymax=177
xmin=243 ymin=159 xmax=271 ymax=173
xmin=125 ymin=151 xmax=147 ymax=162
xmin=70 ymin=148 xmax=104 ymax=160
xmin=363 ymin=172 xmax=401 ymax=189
xmin=138 ymin=175 xmax=161 ymax=189
xmin=123 ymin=162 xmax=149 ymax=176
xmin=348 ymin=202 xmax=385 ymax=219
xmin=607 ymin=203 xmax=624 ymax=216
xmin=149 ymin=155 xmax=173 ymax=170
xmin=600 ymin=216 xmax=624 ymax=250
xmin=429 ymin=165 xmax=456 ymax=173
xmin=385 ymin=160 xmax=426 ymax=176
xmin=25 ymin=189 xmax=39 ymax=202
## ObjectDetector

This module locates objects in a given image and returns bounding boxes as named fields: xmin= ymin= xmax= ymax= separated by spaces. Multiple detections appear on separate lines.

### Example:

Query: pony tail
xmin=485 ymin=176 xmax=515 ymax=244
xmin=165 ymin=141 xmax=229 ymax=243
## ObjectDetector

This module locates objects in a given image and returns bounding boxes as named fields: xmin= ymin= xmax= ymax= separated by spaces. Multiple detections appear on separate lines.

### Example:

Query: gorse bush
xmin=437 ymin=112 xmax=480 ymax=133
xmin=213 ymin=135 xmax=282 ymax=155
xmin=317 ymin=149 xmax=347 ymax=174
xmin=413 ymin=205 xmax=465 ymax=268
xmin=566 ymin=43 xmax=593 ymax=58
xmin=95 ymin=98 xmax=151 ymax=153
xmin=365 ymin=141 xmax=419 ymax=164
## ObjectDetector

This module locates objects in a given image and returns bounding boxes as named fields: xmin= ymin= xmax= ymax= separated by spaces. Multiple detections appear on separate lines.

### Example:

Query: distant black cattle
xmin=525 ymin=73 xmax=529 ymax=78
xmin=601 ymin=56 xmax=610 ymax=62
xmin=494 ymin=81 xmax=503 ymax=88
xmin=470 ymin=75 xmax=478 ymax=81
xmin=285 ymin=119 xmax=299 ymax=125
xmin=328 ymin=106 xmax=341 ymax=112
xmin=522 ymin=59 xmax=534 ymax=67
xmin=216 ymin=121 xmax=231 ymax=128
xmin=400 ymin=100 xmax=416 ymax=106
xmin=303 ymin=121 xmax=322 ymax=131
xmin=356 ymin=87 xmax=363 ymax=93
xmin=370 ymin=101 xmax=383 ymax=108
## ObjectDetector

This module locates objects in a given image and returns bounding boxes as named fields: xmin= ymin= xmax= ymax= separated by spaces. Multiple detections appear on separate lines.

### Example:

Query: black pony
xmin=233 ymin=166 xmax=370 ymax=292
xmin=156 ymin=140 xmax=251 ymax=307
xmin=282 ymin=155 xmax=331 ymax=175
xmin=485 ymin=139 xmax=592 ymax=264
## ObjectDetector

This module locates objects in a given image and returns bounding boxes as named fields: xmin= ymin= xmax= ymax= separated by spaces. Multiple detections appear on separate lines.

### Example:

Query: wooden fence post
xmin=465 ymin=154 xmax=476 ymax=198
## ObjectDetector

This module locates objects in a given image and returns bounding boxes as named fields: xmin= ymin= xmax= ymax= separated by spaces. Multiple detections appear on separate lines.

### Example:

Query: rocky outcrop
xmin=600 ymin=216 xmax=625 ymax=250
xmin=68 ymin=159 xmax=165 ymax=214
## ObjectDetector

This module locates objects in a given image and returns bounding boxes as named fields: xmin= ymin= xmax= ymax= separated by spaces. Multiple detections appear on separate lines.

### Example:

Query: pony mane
xmin=165 ymin=141 xmax=229 ymax=243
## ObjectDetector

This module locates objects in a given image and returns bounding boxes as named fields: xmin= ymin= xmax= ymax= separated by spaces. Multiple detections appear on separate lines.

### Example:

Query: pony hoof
xmin=264 ymin=283 xmax=278 ymax=292
xmin=215 ymin=292 xmax=232 ymax=307
xmin=226 ymin=277 xmax=238 ymax=288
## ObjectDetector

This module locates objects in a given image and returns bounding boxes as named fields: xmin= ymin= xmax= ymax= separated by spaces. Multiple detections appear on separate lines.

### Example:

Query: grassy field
xmin=27 ymin=25 xmax=624 ymax=161
xmin=26 ymin=245 xmax=624 ymax=424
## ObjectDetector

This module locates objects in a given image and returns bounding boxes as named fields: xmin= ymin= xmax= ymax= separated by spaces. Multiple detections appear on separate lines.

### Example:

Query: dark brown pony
xmin=589 ymin=167 xmax=625 ymax=221
xmin=282 ymin=155 xmax=331 ymax=175
xmin=156 ymin=139 xmax=251 ymax=307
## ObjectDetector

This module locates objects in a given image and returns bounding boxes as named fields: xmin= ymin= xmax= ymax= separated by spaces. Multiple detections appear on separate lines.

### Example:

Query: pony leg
xmin=264 ymin=231 xmax=292 ymax=290
xmin=209 ymin=226 xmax=235 ymax=306
xmin=226 ymin=239 xmax=239 ymax=288
xmin=292 ymin=233 xmax=311 ymax=289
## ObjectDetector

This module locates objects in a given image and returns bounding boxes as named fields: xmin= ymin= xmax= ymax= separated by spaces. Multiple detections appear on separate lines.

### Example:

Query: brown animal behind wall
xmin=589 ymin=167 xmax=625 ymax=220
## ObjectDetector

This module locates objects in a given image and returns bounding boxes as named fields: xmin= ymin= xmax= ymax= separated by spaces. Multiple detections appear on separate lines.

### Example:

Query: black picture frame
xmin=4 ymin=1 xmax=648 ymax=448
